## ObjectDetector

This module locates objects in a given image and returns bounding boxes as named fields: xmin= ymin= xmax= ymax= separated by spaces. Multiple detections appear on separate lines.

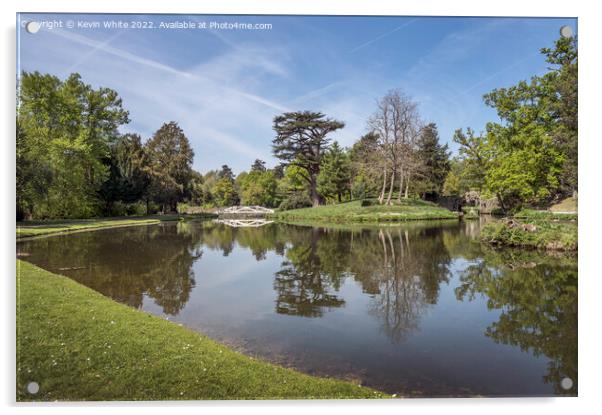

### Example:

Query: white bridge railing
xmin=218 ymin=206 xmax=275 ymax=215
xmin=215 ymin=219 xmax=274 ymax=228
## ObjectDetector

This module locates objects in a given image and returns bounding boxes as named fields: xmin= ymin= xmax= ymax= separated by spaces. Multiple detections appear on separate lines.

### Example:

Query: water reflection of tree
xmin=21 ymin=222 xmax=202 ymax=315
xmin=270 ymin=223 xmax=453 ymax=343
xmin=352 ymin=226 xmax=452 ymax=342
xmin=455 ymin=249 xmax=578 ymax=395
xmin=274 ymin=228 xmax=345 ymax=317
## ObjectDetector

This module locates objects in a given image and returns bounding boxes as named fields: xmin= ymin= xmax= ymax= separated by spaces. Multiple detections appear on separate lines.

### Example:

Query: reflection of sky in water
xmin=19 ymin=221 xmax=577 ymax=397
xmin=144 ymin=252 xmax=549 ymax=396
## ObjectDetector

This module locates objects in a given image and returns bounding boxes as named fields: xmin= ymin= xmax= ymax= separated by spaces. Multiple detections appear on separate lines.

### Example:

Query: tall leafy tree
xmin=213 ymin=178 xmax=239 ymax=207
xmin=17 ymin=71 xmax=128 ymax=219
xmin=200 ymin=170 xmax=220 ymax=205
xmin=211 ymin=164 xmax=239 ymax=207
xmin=99 ymin=133 xmax=149 ymax=214
xmin=318 ymin=141 xmax=352 ymax=202
xmin=145 ymin=122 xmax=194 ymax=213
xmin=250 ymin=159 xmax=267 ymax=172
xmin=541 ymin=36 xmax=577 ymax=194
xmin=186 ymin=170 xmax=205 ymax=206
xmin=485 ymin=123 xmax=563 ymax=211
xmin=482 ymin=37 xmax=577 ymax=199
xmin=481 ymin=37 xmax=575 ymax=210
xmin=349 ymin=131 xmax=382 ymax=199
xmin=272 ymin=111 xmax=345 ymax=207
xmin=239 ymin=170 xmax=279 ymax=207
xmin=237 ymin=160 xmax=280 ymax=207
xmin=218 ymin=164 xmax=235 ymax=182
xmin=442 ymin=158 xmax=472 ymax=197
xmin=452 ymin=128 xmax=489 ymax=192
xmin=415 ymin=123 xmax=450 ymax=197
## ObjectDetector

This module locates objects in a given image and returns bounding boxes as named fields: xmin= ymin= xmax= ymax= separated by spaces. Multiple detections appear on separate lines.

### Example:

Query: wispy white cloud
xmin=49 ymin=29 xmax=290 ymax=112
xmin=459 ymin=52 xmax=539 ymax=95
xmin=290 ymin=81 xmax=347 ymax=106
xmin=349 ymin=18 xmax=418 ymax=53
xmin=51 ymin=29 xmax=195 ymax=78
xmin=37 ymin=28 xmax=291 ymax=170
xmin=19 ymin=15 xmax=569 ymax=171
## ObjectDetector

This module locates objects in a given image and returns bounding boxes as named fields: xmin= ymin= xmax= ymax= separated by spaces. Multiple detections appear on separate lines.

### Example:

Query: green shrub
xmin=126 ymin=201 xmax=148 ymax=216
xmin=490 ymin=207 xmax=505 ymax=216
xmin=481 ymin=220 xmax=577 ymax=251
xmin=177 ymin=202 xmax=190 ymax=214
xmin=279 ymin=193 xmax=312 ymax=211
xmin=351 ymin=182 xmax=366 ymax=200
xmin=462 ymin=206 xmax=480 ymax=219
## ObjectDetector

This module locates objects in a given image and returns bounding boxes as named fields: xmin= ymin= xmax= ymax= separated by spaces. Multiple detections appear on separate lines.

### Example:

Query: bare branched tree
xmin=368 ymin=90 xmax=423 ymax=204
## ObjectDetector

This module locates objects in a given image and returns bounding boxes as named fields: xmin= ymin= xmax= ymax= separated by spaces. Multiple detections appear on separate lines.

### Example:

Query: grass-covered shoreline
xmin=16 ymin=260 xmax=387 ymax=401
xmin=481 ymin=219 xmax=577 ymax=251
xmin=272 ymin=199 xmax=458 ymax=223
xmin=513 ymin=208 xmax=577 ymax=221
xmin=16 ymin=214 xmax=217 ymax=240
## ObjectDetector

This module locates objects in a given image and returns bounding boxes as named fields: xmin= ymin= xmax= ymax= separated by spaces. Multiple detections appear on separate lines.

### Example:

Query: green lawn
xmin=549 ymin=196 xmax=578 ymax=213
xmin=16 ymin=260 xmax=387 ymax=401
xmin=481 ymin=220 xmax=577 ymax=251
xmin=16 ymin=216 xmax=181 ymax=239
xmin=513 ymin=208 xmax=577 ymax=221
xmin=272 ymin=199 xmax=458 ymax=223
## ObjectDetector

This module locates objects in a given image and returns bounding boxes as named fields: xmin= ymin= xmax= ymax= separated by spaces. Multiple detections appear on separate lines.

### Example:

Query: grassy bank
xmin=16 ymin=261 xmax=386 ymax=401
xmin=514 ymin=196 xmax=578 ymax=221
xmin=272 ymin=199 xmax=457 ymax=223
xmin=16 ymin=216 xmax=185 ymax=239
xmin=481 ymin=220 xmax=577 ymax=251
xmin=514 ymin=208 xmax=577 ymax=221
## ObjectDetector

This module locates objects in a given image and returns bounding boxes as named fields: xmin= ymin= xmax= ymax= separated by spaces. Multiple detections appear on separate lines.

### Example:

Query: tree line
xmin=443 ymin=36 xmax=577 ymax=211
xmin=17 ymin=71 xmax=196 ymax=219
xmin=16 ymin=35 xmax=576 ymax=219
xmin=16 ymin=75 xmax=451 ymax=219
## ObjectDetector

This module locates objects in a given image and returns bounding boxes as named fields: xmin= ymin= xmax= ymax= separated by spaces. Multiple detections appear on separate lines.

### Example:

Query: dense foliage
xmin=449 ymin=36 xmax=577 ymax=212
xmin=17 ymin=36 xmax=576 ymax=218
xmin=17 ymin=72 xmax=128 ymax=219
xmin=17 ymin=71 xmax=198 ymax=219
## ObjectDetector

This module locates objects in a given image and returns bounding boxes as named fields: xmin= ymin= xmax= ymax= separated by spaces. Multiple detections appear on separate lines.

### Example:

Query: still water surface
xmin=18 ymin=220 xmax=577 ymax=397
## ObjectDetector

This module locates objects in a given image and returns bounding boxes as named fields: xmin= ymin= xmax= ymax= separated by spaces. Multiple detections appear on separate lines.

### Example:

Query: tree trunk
xmin=397 ymin=168 xmax=404 ymax=202
xmin=309 ymin=175 xmax=321 ymax=207
xmin=379 ymin=163 xmax=387 ymax=204
xmin=386 ymin=169 xmax=395 ymax=205
xmin=404 ymin=173 xmax=410 ymax=198
xmin=496 ymin=193 xmax=507 ymax=213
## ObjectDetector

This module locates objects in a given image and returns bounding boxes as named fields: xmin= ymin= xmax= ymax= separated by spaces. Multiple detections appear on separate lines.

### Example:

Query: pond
xmin=17 ymin=219 xmax=577 ymax=397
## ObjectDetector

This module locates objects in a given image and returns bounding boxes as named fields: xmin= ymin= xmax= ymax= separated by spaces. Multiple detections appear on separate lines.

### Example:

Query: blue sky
xmin=17 ymin=13 xmax=577 ymax=173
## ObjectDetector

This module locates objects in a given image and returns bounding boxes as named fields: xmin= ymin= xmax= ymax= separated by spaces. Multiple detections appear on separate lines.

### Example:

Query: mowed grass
xmin=481 ymin=220 xmax=577 ymax=251
xmin=514 ymin=209 xmax=577 ymax=221
xmin=16 ymin=216 xmax=180 ymax=239
xmin=549 ymin=196 xmax=577 ymax=213
xmin=16 ymin=261 xmax=387 ymax=401
xmin=514 ymin=197 xmax=578 ymax=221
xmin=272 ymin=199 xmax=458 ymax=223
